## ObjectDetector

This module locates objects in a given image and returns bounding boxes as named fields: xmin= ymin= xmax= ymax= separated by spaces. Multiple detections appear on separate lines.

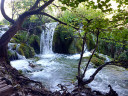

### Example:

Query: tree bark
xmin=82 ymin=29 xmax=100 ymax=78
xmin=0 ymin=45 xmax=9 ymax=63
xmin=77 ymin=39 xmax=85 ymax=87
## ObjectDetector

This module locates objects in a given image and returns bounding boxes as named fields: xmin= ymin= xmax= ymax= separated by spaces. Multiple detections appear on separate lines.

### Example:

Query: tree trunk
xmin=0 ymin=44 xmax=9 ymax=64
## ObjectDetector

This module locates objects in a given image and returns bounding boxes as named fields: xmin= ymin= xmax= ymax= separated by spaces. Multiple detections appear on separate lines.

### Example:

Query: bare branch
xmin=18 ymin=0 xmax=55 ymax=18
xmin=83 ymin=60 xmax=128 ymax=84
xmin=1 ymin=0 xmax=15 ymax=24
xmin=77 ymin=39 xmax=86 ymax=80
xmin=29 ymin=0 xmax=41 ymax=11
xmin=82 ymin=28 xmax=100 ymax=78
xmin=37 ymin=0 xmax=55 ymax=12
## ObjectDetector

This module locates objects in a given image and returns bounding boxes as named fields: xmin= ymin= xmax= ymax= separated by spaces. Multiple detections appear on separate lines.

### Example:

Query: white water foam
xmin=67 ymin=52 xmax=91 ymax=59
xmin=84 ymin=67 xmax=128 ymax=96
xmin=11 ymin=60 xmax=31 ymax=71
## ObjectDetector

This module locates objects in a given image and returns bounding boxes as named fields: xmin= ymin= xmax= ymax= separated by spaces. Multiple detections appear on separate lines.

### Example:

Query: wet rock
xmin=29 ymin=63 xmax=36 ymax=68
xmin=17 ymin=43 xmax=35 ymax=58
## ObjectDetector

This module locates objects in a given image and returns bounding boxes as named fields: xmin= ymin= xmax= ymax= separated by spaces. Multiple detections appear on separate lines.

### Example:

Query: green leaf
xmin=97 ymin=0 xmax=100 ymax=3
xmin=61 ymin=7 xmax=67 ymax=11
xmin=105 ymin=0 xmax=110 ymax=3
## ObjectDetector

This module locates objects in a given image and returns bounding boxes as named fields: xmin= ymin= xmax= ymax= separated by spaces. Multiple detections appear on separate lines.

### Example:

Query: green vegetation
xmin=53 ymin=24 xmax=84 ymax=54
xmin=53 ymin=24 xmax=74 ymax=54
xmin=68 ymin=38 xmax=83 ymax=54
xmin=10 ymin=23 xmax=42 ymax=58
xmin=11 ymin=31 xmax=28 ymax=43
xmin=118 ymin=51 xmax=128 ymax=61
xmin=33 ymin=26 xmax=42 ymax=36
xmin=91 ymin=57 xmax=105 ymax=67
xmin=28 ymin=34 xmax=40 ymax=54
xmin=8 ymin=50 xmax=18 ymax=60
xmin=18 ymin=43 xmax=35 ymax=58
xmin=84 ymin=53 xmax=106 ymax=67
xmin=10 ymin=30 xmax=40 ymax=58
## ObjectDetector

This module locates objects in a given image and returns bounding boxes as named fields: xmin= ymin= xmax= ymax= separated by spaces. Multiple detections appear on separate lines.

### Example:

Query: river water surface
xmin=11 ymin=53 xmax=128 ymax=96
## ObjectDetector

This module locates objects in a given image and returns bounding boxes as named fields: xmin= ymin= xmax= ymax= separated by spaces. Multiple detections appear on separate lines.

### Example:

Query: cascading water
xmin=40 ymin=22 xmax=58 ymax=54
xmin=10 ymin=22 xmax=128 ymax=96
xmin=0 ymin=25 xmax=9 ymax=38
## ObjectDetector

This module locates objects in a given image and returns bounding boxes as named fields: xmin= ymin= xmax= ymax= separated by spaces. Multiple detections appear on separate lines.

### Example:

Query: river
xmin=11 ymin=52 xmax=128 ymax=96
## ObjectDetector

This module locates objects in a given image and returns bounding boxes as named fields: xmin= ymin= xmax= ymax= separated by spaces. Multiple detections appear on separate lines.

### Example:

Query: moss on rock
xmin=53 ymin=25 xmax=73 ymax=54
xmin=68 ymin=38 xmax=83 ymax=54
xmin=12 ymin=44 xmax=17 ymax=50
xmin=91 ymin=57 xmax=105 ymax=67
xmin=53 ymin=24 xmax=83 ymax=54
xmin=12 ymin=31 xmax=28 ymax=43
xmin=10 ymin=30 xmax=40 ymax=55
xmin=18 ymin=43 xmax=35 ymax=58
xmin=94 ymin=53 xmax=106 ymax=61
xmin=33 ymin=26 xmax=42 ymax=36
xmin=8 ymin=50 xmax=18 ymax=60
xmin=28 ymin=34 xmax=40 ymax=54
xmin=18 ymin=47 xmax=25 ymax=56
xmin=84 ymin=53 xmax=106 ymax=67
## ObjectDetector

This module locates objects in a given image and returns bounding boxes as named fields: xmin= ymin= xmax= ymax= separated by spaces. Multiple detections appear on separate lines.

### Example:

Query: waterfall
xmin=40 ymin=22 xmax=58 ymax=54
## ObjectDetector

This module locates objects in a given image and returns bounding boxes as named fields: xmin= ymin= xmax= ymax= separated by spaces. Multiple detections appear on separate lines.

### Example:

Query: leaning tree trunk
xmin=0 ymin=24 xmax=20 ymax=64
xmin=0 ymin=45 xmax=8 ymax=63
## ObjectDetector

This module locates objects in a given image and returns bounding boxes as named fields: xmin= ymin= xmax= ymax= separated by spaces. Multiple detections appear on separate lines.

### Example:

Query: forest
xmin=0 ymin=0 xmax=128 ymax=96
